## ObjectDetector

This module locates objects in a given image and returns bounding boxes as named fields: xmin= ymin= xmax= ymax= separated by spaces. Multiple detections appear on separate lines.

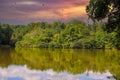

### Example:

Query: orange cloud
xmin=13 ymin=5 xmax=87 ymax=22
xmin=57 ymin=6 xmax=86 ymax=20
xmin=0 ymin=0 xmax=89 ymax=24
xmin=18 ymin=6 xmax=86 ymax=21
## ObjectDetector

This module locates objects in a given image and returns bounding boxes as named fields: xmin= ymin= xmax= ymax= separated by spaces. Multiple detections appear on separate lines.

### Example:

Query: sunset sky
xmin=0 ymin=0 xmax=89 ymax=24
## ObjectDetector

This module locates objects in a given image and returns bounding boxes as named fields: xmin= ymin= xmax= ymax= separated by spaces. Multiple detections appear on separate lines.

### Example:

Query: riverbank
xmin=0 ymin=20 xmax=120 ymax=49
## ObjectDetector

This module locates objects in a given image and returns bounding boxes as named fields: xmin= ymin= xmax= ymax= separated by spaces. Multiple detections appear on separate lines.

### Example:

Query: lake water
xmin=0 ymin=48 xmax=120 ymax=80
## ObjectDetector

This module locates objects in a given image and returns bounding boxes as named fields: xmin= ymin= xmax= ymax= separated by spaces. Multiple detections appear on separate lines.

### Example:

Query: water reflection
xmin=0 ymin=48 xmax=120 ymax=80
xmin=0 ymin=65 xmax=115 ymax=80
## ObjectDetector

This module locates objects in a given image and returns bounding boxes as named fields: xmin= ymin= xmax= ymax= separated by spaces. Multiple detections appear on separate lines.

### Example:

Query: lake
xmin=0 ymin=48 xmax=120 ymax=80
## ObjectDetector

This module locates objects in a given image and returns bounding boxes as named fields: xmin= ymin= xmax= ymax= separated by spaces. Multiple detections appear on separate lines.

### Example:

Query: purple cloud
xmin=0 ymin=0 xmax=89 ymax=24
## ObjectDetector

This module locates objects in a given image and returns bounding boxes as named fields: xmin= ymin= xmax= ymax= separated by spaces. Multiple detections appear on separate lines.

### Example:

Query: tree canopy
xmin=0 ymin=20 xmax=119 ymax=49
xmin=86 ymin=0 xmax=120 ymax=33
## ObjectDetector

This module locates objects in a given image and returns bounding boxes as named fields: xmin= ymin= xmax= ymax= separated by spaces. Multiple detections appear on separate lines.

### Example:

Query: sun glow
xmin=0 ymin=0 xmax=89 ymax=24
xmin=59 ymin=6 xmax=86 ymax=19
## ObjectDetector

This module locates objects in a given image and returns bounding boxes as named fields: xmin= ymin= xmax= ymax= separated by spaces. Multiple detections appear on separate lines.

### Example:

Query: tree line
xmin=0 ymin=20 xmax=119 ymax=49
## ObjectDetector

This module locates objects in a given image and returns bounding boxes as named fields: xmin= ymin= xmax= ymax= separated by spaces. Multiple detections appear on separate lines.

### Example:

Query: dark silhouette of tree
xmin=86 ymin=0 xmax=120 ymax=33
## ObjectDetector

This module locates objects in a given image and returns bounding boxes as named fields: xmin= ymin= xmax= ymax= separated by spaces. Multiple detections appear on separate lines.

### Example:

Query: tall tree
xmin=86 ymin=0 xmax=120 ymax=33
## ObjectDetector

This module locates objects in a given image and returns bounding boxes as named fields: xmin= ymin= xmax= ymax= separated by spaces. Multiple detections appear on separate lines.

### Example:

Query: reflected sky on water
xmin=0 ymin=48 xmax=119 ymax=80
xmin=0 ymin=65 xmax=115 ymax=80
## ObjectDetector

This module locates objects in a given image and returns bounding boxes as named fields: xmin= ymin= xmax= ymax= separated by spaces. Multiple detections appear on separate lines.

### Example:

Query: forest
xmin=0 ymin=20 xmax=119 ymax=49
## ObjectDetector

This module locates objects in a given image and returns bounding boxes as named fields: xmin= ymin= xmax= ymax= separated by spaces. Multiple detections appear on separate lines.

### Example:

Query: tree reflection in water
xmin=0 ymin=48 xmax=120 ymax=80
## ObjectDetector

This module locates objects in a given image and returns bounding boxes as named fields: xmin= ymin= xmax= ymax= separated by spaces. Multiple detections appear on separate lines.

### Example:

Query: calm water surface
xmin=0 ymin=48 xmax=120 ymax=80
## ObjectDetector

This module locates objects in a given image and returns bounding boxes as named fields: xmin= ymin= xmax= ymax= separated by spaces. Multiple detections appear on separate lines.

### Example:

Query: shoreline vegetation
xmin=0 ymin=20 xmax=120 ymax=49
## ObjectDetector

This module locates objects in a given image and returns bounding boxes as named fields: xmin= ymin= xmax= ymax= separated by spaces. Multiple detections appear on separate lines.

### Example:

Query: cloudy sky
xmin=0 ymin=0 xmax=89 ymax=24
xmin=0 ymin=65 xmax=113 ymax=80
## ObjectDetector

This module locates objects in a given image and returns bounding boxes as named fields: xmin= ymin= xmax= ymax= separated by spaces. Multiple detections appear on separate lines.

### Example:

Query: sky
xmin=0 ymin=0 xmax=89 ymax=24
xmin=0 ymin=65 xmax=114 ymax=80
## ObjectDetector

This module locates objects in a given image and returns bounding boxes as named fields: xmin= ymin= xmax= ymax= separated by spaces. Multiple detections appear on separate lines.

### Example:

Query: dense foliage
xmin=0 ymin=20 xmax=119 ymax=49
xmin=86 ymin=0 xmax=120 ymax=48
xmin=86 ymin=0 xmax=120 ymax=30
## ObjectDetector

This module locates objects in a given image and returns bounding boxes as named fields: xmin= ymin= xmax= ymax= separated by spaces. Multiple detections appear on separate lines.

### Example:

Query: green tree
xmin=86 ymin=0 xmax=120 ymax=32
xmin=0 ymin=24 xmax=13 ymax=45
xmin=86 ymin=0 xmax=120 ymax=48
